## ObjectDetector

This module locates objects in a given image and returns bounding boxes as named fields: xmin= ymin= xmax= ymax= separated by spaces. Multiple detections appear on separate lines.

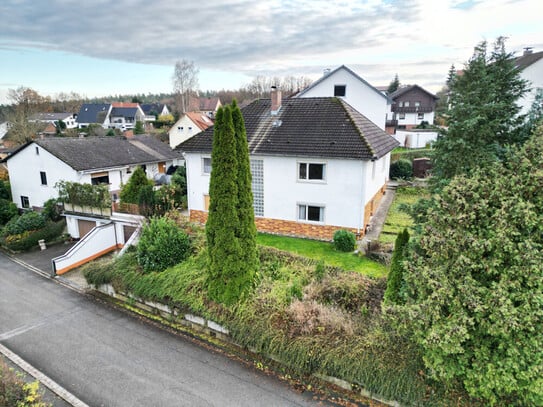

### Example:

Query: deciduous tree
xmin=172 ymin=59 xmax=199 ymax=114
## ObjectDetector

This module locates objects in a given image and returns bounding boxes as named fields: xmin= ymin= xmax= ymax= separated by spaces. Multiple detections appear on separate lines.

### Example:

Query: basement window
xmin=298 ymin=204 xmax=324 ymax=222
xmin=21 ymin=196 xmax=29 ymax=209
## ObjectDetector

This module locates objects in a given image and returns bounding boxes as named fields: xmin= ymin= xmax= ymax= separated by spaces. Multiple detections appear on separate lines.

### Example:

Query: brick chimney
xmin=271 ymin=86 xmax=282 ymax=115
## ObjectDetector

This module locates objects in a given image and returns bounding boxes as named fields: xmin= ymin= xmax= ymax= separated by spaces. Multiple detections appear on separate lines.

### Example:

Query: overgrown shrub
xmin=0 ymin=199 xmax=18 ymax=225
xmin=0 ymin=357 xmax=50 ymax=407
xmin=2 ymin=220 xmax=66 ymax=252
xmin=42 ymin=198 xmax=62 ymax=222
xmin=389 ymin=159 xmax=413 ymax=180
xmin=2 ymin=211 xmax=46 ymax=236
xmin=333 ymin=229 xmax=356 ymax=252
xmin=137 ymin=217 xmax=191 ymax=273
xmin=120 ymin=167 xmax=153 ymax=204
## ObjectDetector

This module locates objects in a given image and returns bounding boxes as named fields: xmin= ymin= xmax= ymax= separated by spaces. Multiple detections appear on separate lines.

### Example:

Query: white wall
xmin=398 ymin=111 xmax=435 ymax=126
xmin=298 ymin=68 xmax=388 ymax=129
xmin=168 ymin=116 xmax=205 ymax=148
xmin=186 ymin=152 xmax=390 ymax=231
xmin=8 ymin=143 xmax=81 ymax=209
xmin=519 ymin=61 xmax=543 ymax=115
xmin=394 ymin=131 xmax=438 ymax=149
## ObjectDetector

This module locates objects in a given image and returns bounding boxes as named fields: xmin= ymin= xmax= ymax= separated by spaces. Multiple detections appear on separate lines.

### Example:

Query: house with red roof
xmin=168 ymin=111 xmax=214 ymax=149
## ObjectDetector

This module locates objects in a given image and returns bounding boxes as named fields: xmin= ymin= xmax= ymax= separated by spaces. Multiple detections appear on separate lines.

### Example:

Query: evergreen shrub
xmin=389 ymin=159 xmax=413 ymax=180
xmin=333 ymin=230 xmax=356 ymax=252
xmin=2 ymin=220 xmax=65 ymax=252
xmin=2 ymin=211 xmax=46 ymax=236
xmin=137 ymin=217 xmax=190 ymax=273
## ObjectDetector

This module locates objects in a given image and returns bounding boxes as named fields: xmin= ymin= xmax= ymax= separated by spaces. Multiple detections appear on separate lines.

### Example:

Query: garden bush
xmin=333 ymin=229 xmax=356 ymax=252
xmin=42 ymin=198 xmax=62 ymax=222
xmin=0 ymin=357 xmax=50 ymax=407
xmin=389 ymin=159 xmax=413 ymax=180
xmin=2 ymin=211 xmax=46 ymax=236
xmin=0 ymin=199 xmax=18 ymax=225
xmin=2 ymin=220 xmax=66 ymax=252
xmin=137 ymin=217 xmax=191 ymax=273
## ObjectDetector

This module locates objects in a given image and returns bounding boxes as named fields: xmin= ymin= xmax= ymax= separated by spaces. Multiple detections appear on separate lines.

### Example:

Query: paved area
xmin=0 ymin=253 xmax=343 ymax=407
xmin=14 ymin=241 xmax=77 ymax=277
xmin=359 ymin=181 xmax=398 ymax=250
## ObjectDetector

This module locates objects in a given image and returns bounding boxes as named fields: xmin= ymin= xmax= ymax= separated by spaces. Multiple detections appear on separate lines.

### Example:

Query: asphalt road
xmin=0 ymin=254 xmax=338 ymax=407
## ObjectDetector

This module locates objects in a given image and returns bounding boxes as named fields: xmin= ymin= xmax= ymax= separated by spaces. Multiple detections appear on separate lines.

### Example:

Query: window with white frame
xmin=404 ymin=101 xmax=410 ymax=107
xmin=298 ymin=204 xmax=324 ymax=222
xmin=415 ymin=101 xmax=421 ymax=107
xmin=250 ymin=159 xmax=264 ymax=216
xmin=298 ymin=162 xmax=325 ymax=181
xmin=417 ymin=112 xmax=424 ymax=120
xmin=40 ymin=171 xmax=47 ymax=185
xmin=21 ymin=196 xmax=29 ymax=209
xmin=399 ymin=113 xmax=406 ymax=120
xmin=202 ymin=157 xmax=212 ymax=174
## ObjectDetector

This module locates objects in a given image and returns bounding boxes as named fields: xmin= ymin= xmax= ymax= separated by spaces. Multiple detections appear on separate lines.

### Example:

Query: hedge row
xmin=1 ymin=220 xmax=66 ymax=252
xmin=390 ymin=148 xmax=434 ymax=163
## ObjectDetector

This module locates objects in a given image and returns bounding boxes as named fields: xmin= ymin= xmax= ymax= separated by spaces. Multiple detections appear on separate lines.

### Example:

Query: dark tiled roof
xmin=110 ymin=107 xmax=139 ymax=117
xmin=77 ymin=104 xmax=111 ymax=124
xmin=7 ymin=135 xmax=181 ymax=171
xmin=389 ymin=85 xmax=438 ymax=100
xmin=140 ymin=103 xmax=166 ymax=115
xmin=515 ymin=51 xmax=543 ymax=70
xmin=30 ymin=112 xmax=73 ymax=121
xmin=178 ymin=97 xmax=398 ymax=160
xmin=297 ymin=65 xmax=389 ymax=102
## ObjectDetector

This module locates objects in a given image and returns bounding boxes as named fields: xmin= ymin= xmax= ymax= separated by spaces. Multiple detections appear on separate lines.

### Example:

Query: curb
xmin=0 ymin=343 xmax=90 ymax=407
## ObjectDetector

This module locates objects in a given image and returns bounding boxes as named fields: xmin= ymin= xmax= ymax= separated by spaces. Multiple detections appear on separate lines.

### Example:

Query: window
xmin=417 ymin=112 xmax=424 ymax=120
xmin=298 ymin=204 xmax=324 ymax=222
xmin=35 ymin=147 xmax=39 ymax=155
xmin=334 ymin=85 xmax=346 ymax=97
xmin=398 ymin=101 xmax=403 ymax=107
xmin=399 ymin=113 xmax=406 ymax=120
xmin=21 ymin=196 xmax=29 ymax=209
xmin=91 ymin=172 xmax=110 ymax=185
xmin=40 ymin=171 xmax=47 ymax=185
xmin=404 ymin=101 xmax=410 ymax=107
xmin=298 ymin=162 xmax=325 ymax=181
xmin=202 ymin=157 xmax=212 ymax=174
xmin=250 ymin=159 xmax=264 ymax=216
xmin=415 ymin=101 xmax=421 ymax=107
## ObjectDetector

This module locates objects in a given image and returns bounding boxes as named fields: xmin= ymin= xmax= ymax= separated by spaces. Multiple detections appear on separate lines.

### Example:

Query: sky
xmin=0 ymin=0 xmax=541 ymax=105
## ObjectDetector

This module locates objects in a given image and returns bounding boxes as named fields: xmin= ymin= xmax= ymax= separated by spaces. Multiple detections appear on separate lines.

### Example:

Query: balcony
xmin=391 ymin=106 xmax=434 ymax=113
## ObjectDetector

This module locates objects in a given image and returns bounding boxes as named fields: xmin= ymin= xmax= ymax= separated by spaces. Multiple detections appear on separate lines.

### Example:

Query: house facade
xmin=295 ymin=65 xmax=390 ymax=130
xmin=77 ymin=103 xmax=112 ymax=128
xmin=5 ymin=135 xmax=182 ymax=211
xmin=168 ymin=112 xmax=213 ymax=149
xmin=179 ymin=90 xmax=398 ymax=240
xmin=388 ymin=85 xmax=438 ymax=132
xmin=29 ymin=113 xmax=78 ymax=129
xmin=515 ymin=48 xmax=543 ymax=115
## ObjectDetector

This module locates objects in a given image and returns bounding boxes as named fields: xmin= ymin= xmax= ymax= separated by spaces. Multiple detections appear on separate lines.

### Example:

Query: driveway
xmin=0 ymin=253 xmax=342 ymax=407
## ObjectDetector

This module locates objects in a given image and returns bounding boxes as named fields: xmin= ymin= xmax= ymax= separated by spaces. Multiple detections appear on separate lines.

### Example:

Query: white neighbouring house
xmin=515 ymin=48 xmax=543 ymax=116
xmin=295 ymin=65 xmax=390 ymax=130
xmin=168 ymin=112 xmax=214 ymax=149
xmin=178 ymin=89 xmax=399 ymax=241
xmin=29 ymin=112 xmax=78 ymax=129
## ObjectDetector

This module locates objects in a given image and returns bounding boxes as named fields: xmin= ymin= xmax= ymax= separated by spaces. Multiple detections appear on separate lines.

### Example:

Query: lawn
xmin=256 ymin=233 xmax=387 ymax=277
xmin=379 ymin=186 xmax=429 ymax=243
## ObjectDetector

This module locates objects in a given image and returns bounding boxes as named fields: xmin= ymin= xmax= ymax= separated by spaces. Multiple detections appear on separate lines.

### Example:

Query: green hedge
xmin=1 ymin=220 xmax=66 ymax=252
xmin=390 ymin=148 xmax=434 ymax=163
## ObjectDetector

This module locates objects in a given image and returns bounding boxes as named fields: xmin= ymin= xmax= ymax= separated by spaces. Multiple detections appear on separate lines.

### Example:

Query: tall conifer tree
xmin=232 ymin=100 xmax=259 ymax=284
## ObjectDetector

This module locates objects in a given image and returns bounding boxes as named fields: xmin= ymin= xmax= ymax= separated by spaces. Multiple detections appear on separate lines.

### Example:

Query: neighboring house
xmin=29 ymin=112 xmax=78 ymax=129
xmin=168 ymin=112 xmax=213 ymax=149
xmin=189 ymin=97 xmax=222 ymax=118
xmin=295 ymin=65 xmax=390 ymax=130
xmin=0 ymin=121 xmax=12 ymax=141
xmin=140 ymin=103 xmax=171 ymax=121
xmin=4 ymin=134 xmax=183 ymax=212
xmin=388 ymin=85 xmax=438 ymax=132
xmin=515 ymin=48 xmax=543 ymax=115
xmin=109 ymin=103 xmax=146 ymax=130
xmin=178 ymin=89 xmax=399 ymax=240
xmin=77 ymin=103 xmax=112 ymax=128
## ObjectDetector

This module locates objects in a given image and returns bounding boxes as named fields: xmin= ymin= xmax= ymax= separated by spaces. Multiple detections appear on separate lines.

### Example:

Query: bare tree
xmin=5 ymin=86 xmax=46 ymax=145
xmin=172 ymin=60 xmax=199 ymax=114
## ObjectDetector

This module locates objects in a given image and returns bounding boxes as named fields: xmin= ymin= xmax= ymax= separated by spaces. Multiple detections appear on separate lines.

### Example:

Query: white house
xmin=77 ymin=103 xmax=113 ymax=128
xmin=5 ymin=134 xmax=183 ymax=212
xmin=168 ymin=112 xmax=213 ymax=149
xmin=140 ymin=103 xmax=171 ymax=122
xmin=109 ymin=102 xmax=146 ymax=130
xmin=295 ymin=65 xmax=390 ymax=130
xmin=29 ymin=112 xmax=78 ymax=129
xmin=178 ymin=89 xmax=399 ymax=240
xmin=0 ymin=121 xmax=12 ymax=141
xmin=515 ymin=48 xmax=543 ymax=116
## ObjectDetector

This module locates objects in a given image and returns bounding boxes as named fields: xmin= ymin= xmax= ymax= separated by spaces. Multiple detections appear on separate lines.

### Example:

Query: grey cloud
xmin=0 ymin=0 xmax=419 ymax=74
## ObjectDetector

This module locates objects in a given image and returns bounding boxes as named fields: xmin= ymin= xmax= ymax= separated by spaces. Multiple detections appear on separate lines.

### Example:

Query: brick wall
xmin=189 ymin=210 xmax=359 ymax=241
